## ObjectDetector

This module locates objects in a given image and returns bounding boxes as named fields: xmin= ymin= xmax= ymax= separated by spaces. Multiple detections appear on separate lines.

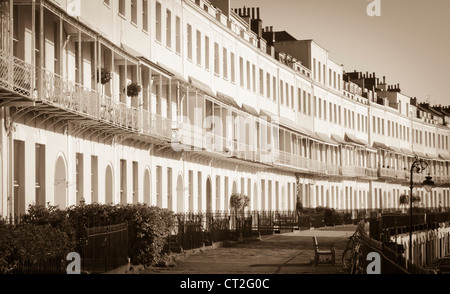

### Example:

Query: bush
xmin=19 ymin=203 xmax=176 ymax=268
xmin=0 ymin=223 xmax=74 ymax=274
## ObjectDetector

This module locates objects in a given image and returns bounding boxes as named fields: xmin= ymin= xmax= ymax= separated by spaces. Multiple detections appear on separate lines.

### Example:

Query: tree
xmin=399 ymin=194 xmax=421 ymax=213
xmin=229 ymin=193 xmax=250 ymax=214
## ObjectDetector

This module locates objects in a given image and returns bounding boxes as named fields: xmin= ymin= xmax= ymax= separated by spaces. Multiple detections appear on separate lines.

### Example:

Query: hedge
xmin=5 ymin=203 xmax=176 ymax=270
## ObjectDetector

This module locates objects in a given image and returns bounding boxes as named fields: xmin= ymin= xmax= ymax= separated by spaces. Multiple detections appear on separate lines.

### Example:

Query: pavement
xmin=141 ymin=225 xmax=360 ymax=275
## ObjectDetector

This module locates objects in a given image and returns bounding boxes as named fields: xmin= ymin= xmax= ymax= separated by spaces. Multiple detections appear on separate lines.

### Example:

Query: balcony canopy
xmin=373 ymin=141 xmax=392 ymax=151
xmin=314 ymin=132 xmax=339 ymax=146
xmin=189 ymin=76 xmax=216 ymax=97
xmin=439 ymin=152 xmax=450 ymax=161
xmin=401 ymin=148 xmax=416 ymax=157
xmin=216 ymin=91 xmax=240 ymax=109
xmin=240 ymin=103 xmax=259 ymax=117
xmin=331 ymin=134 xmax=346 ymax=145
xmin=344 ymin=133 xmax=367 ymax=146
xmin=413 ymin=150 xmax=429 ymax=159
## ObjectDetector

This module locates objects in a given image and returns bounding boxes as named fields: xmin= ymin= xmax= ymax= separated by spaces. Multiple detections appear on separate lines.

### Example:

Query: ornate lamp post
xmin=409 ymin=158 xmax=434 ymax=265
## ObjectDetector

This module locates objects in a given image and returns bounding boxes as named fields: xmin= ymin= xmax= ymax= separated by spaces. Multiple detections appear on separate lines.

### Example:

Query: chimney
xmin=257 ymin=7 xmax=260 ymax=19
xmin=383 ymin=76 xmax=386 ymax=84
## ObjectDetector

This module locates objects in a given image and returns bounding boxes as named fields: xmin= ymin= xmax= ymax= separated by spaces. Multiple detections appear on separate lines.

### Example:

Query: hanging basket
xmin=126 ymin=82 xmax=142 ymax=97
xmin=94 ymin=68 xmax=112 ymax=85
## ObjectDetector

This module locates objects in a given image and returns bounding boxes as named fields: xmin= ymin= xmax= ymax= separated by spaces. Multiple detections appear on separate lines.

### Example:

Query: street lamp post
xmin=409 ymin=158 xmax=434 ymax=266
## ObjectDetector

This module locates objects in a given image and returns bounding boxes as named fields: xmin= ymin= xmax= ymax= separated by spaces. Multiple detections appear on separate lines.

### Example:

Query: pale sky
xmin=231 ymin=0 xmax=450 ymax=106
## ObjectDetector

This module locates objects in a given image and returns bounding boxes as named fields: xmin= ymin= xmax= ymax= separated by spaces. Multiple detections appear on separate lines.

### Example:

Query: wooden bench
xmin=313 ymin=236 xmax=335 ymax=266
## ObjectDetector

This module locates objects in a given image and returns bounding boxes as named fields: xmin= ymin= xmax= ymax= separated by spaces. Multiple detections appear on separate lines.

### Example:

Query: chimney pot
xmin=252 ymin=7 xmax=255 ymax=19
xmin=257 ymin=7 xmax=260 ymax=19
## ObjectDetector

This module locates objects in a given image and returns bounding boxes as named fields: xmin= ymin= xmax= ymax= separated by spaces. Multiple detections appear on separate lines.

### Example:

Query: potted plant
xmin=126 ymin=82 xmax=142 ymax=97
xmin=94 ymin=68 xmax=112 ymax=85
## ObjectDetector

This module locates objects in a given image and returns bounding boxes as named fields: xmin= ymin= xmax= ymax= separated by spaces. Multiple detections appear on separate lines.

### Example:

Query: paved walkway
xmin=143 ymin=225 xmax=359 ymax=275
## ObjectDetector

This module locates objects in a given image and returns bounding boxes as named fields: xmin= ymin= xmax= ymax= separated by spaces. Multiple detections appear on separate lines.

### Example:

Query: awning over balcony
xmin=314 ymin=132 xmax=339 ymax=146
xmin=278 ymin=117 xmax=314 ymax=139
xmin=138 ymin=60 xmax=179 ymax=80
xmin=439 ymin=152 xmax=450 ymax=161
xmin=259 ymin=109 xmax=276 ymax=122
xmin=189 ymin=76 xmax=216 ymax=97
xmin=157 ymin=62 xmax=188 ymax=83
xmin=373 ymin=141 xmax=392 ymax=151
xmin=427 ymin=153 xmax=440 ymax=160
xmin=331 ymin=134 xmax=346 ymax=145
xmin=389 ymin=145 xmax=402 ymax=154
xmin=216 ymin=91 xmax=240 ymax=109
xmin=414 ymin=150 xmax=429 ymax=159
xmin=241 ymin=103 xmax=259 ymax=117
xmin=401 ymin=148 xmax=416 ymax=157
xmin=344 ymin=133 xmax=367 ymax=146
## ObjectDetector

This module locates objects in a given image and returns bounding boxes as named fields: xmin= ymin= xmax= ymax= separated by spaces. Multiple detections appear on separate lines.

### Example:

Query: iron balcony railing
xmin=0 ymin=49 xmax=35 ymax=99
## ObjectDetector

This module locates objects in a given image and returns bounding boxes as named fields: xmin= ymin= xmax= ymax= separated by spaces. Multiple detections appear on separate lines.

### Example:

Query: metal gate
xmin=83 ymin=222 xmax=128 ymax=273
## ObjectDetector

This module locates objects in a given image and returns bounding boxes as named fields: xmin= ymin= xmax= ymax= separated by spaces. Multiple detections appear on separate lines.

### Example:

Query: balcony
xmin=378 ymin=167 xmax=396 ymax=179
xmin=365 ymin=168 xmax=378 ymax=179
xmin=0 ymin=49 xmax=36 ymax=101
xmin=274 ymin=150 xmax=309 ymax=172
xmin=341 ymin=166 xmax=357 ymax=177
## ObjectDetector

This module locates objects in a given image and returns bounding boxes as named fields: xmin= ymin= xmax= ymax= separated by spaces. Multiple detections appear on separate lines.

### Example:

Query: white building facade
xmin=0 ymin=0 xmax=449 ymax=218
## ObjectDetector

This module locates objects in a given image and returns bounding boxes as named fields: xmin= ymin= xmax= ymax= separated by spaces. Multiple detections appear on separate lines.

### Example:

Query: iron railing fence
xmin=83 ymin=222 xmax=128 ymax=274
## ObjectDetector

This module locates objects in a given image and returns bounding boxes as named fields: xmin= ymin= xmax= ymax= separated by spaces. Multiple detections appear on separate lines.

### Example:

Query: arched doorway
xmin=143 ymin=168 xmax=151 ymax=205
xmin=206 ymin=177 xmax=212 ymax=212
xmin=54 ymin=156 xmax=67 ymax=209
xmin=105 ymin=165 xmax=113 ymax=204
xmin=176 ymin=174 xmax=184 ymax=213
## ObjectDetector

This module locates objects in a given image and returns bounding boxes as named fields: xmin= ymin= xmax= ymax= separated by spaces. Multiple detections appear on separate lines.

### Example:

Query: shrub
xmin=0 ymin=223 xmax=74 ymax=274
xmin=126 ymin=82 xmax=142 ymax=97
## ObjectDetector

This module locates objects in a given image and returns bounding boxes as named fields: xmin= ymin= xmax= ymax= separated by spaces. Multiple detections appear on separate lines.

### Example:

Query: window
xmin=133 ymin=162 xmax=139 ymax=204
xmin=318 ymin=97 xmax=321 ymax=118
xmin=239 ymin=57 xmax=244 ymax=87
xmin=323 ymin=100 xmax=327 ymax=120
xmin=35 ymin=144 xmax=45 ymax=206
xmin=142 ymin=0 xmax=148 ymax=32
xmin=266 ymin=73 xmax=271 ymax=99
xmin=323 ymin=64 xmax=326 ymax=85
xmin=298 ymin=88 xmax=302 ymax=112
xmin=205 ymin=36 xmax=209 ymax=70
xmin=333 ymin=72 xmax=336 ymax=89
xmin=280 ymin=80 xmax=284 ymax=105
xmin=330 ymin=103 xmax=333 ymax=123
xmin=230 ymin=52 xmax=235 ymax=82
xmin=273 ymin=77 xmax=277 ymax=102
xmin=318 ymin=61 xmax=321 ymax=83
xmin=329 ymin=69 xmax=332 ymax=87
xmin=313 ymin=58 xmax=316 ymax=80
xmin=120 ymin=160 xmax=127 ymax=204
xmin=131 ymin=0 xmax=137 ymax=24
xmin=338 ymin=106 xmax=341 ymax=124
xmin=344 ymin=108 xmax=348 ymax=127
xmin=187 ymin=24 xmax=192 ymax=60
xmin=388 ymin=120 xmax=391 ymax=136
xmin=246 ymin=61 xmax=251 ymax=90
xmin=308 ymin=93 xmax=311 ymax=116
xmin=252 ymin=64 xmax=256 ymax=93
xmin=196 ymin=30 xmax=201 ymax=65
xmin=91 ymin=156 xmax=98 ymax=204
xmin=291 ymin=86 xmax=294 ymax=109
xmin=259 ymin=69 xmax=264 ymax=95
xmin=214 ymin=43 xmax=219 ymax=75
xmin=166 ymin=10 xmax=172 ymax=48
xmin=119 ymin=0 xmax=126 ymax=17
xmin=76 ymin=153 xmax=84 ymax=205
xmin=223 ymin=48 xmax=228 ymax=79
xmin=155 ymin=2 xmax=161 ymax=42
xmin=175 ymin=16 xmax=181 ymax=53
